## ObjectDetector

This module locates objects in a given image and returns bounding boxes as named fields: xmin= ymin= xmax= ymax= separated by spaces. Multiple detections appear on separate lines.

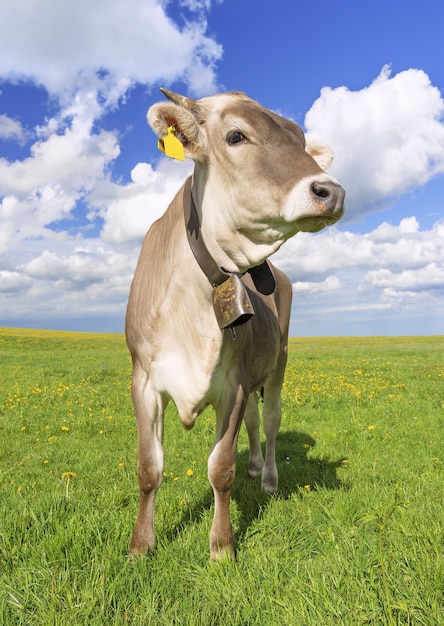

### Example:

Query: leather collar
xmin=182 ymin=176 xmax=276 ymax=294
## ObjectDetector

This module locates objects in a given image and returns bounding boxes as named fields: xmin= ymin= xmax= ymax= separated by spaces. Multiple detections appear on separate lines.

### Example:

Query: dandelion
xmin=303 ymin=443 xmax=310 ymax=449
xmin=341 ymin=459 xmax=349 ymax=465
xmin=98 ymin=429 xmax=104 ymax=435
xmin=20 ymin=426 xmax=26 ymax=432
xmin=368 ymin=425 xmax=375 ymax=431
xmin=173 ymin=476 xmax=180 ymax=482
xmin=62 ymin=471 xmax=77 ymax=479
xmin=17 ymin=485 xmax=23 ymax=493
xmin=48 ymin=435 xmax=56 ymax=442
xmin=61 ymin=425 xmax=69 ymax=432
xmin=62 ymin=471 xmax=77 ymax=500
xmin=186 ymin=468 xmax=194 ymax=477
xmin=304 ymin=484 xmax=311 ymax=492
xmin=118 ymin=462 xmax=124 ymax=468
xmin=43 ymin=459 xmax=49 ymax=465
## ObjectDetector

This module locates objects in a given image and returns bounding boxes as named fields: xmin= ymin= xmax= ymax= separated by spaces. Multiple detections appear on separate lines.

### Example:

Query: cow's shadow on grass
xmin=167 ymin=430 xmax=346 ymax=546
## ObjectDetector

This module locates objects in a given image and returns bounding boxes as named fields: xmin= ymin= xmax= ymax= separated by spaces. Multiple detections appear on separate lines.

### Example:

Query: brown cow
xmin=126 ymin=89 xmax=345 ymax=560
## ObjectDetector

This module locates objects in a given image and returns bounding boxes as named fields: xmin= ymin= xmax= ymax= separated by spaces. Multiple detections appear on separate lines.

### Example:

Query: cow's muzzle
xmin=311 ymin=180 xmax=345 ymax=219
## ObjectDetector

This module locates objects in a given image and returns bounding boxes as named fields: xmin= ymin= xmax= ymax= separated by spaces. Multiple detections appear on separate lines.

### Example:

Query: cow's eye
xmin=227 ymin=131 xmax=246 ymax=145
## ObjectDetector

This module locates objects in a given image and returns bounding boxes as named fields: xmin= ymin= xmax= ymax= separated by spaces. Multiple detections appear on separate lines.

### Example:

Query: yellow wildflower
xmin=61 ymin=425 xmax=69 ymax=432
xmin=186 ymin=469 xmax=194 ymax=477
xmin=62 ymin=471 xmax=77 ymax=479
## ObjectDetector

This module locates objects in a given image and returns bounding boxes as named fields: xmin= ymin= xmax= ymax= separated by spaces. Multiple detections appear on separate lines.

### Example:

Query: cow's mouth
xmin=296 ymin=214 xmax=342 ymax=233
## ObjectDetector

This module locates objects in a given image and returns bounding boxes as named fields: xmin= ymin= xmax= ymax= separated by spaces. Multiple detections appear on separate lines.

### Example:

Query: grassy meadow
xmin=0 ymin=328 xmax=443 ymax=625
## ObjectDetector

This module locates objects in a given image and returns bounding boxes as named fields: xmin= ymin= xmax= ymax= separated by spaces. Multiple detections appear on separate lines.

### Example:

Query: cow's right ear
xmin=147 ymin=103 xmax=205 ymax=161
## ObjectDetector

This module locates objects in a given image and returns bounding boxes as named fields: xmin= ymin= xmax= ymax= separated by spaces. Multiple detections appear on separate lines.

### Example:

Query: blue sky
xmin=1 ymin=0 xmax=443 ymax=336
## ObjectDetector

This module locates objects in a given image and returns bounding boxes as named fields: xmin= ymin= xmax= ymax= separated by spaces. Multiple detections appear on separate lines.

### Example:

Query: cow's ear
xmin=305 ymin=139 xmax=334 ymax=171
xmin=147 ymin=103 xmax=205 ymax=160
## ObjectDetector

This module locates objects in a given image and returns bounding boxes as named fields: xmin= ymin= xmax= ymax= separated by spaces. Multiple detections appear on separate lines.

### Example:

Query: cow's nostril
xmin=310 ymin=180 xmax=345 ymax=217
xmin=311 ymin=181 xmax=330 ymax=199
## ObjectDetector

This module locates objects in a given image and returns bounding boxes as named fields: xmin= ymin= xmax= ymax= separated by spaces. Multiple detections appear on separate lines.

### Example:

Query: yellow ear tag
xmin=158 ymin=125 xmax=185 ymax=161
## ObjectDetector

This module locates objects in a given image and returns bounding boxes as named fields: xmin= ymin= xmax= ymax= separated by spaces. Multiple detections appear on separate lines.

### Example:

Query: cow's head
xmin=148 ymin=89 xmax=345 ymax=270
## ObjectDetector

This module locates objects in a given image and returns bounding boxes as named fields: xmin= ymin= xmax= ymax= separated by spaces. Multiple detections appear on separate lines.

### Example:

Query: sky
xmin=1 ymin=0 xmax=444 ymax=336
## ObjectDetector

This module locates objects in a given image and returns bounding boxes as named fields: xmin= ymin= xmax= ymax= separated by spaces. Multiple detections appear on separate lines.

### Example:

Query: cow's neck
xmin=183 ymin=177 xmax=276 ymax=331
xmin=183 ymin=176 xmax=229 ymax=287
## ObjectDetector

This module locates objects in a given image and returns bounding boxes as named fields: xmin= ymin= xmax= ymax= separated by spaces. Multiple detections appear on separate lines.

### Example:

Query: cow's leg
xmin=129 ymin=359 xmax=167 ymax=556
xmin=208 ymin=383 xmax=247 ymax=561
xmin=261 ymin=382 xmax=281 ymax=493
xmin=261 ymin=349 xmax=287 ymax=493
xmin=243 ymin=392 xmax=264 ymax=478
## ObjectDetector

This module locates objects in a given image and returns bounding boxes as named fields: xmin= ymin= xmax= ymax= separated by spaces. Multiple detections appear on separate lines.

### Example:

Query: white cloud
xmin=0 ymin=114 xmax=26 ymax=142
xmin=305 ymin=66 xmax=444 ymax=220
xmin=90 ymin=158 xmax=194 ymax=243
xmin=0 ymin=270 xmax=32 ymax=293
xmin=367 ymin=263 xmax=444 ymax=292
xmin=272 ymin=216 xmax=444 ymax=333
xmin=292 ymin=275 xmax=341 ymax=293
xmin=0 ymin=121 xmax=120 ymax=252
xmin=0 ymin=0 xmax=222 ymax=100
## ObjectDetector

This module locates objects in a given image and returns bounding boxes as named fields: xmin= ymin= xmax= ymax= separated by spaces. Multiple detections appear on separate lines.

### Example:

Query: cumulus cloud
xmin=0 ymin=0 xmax=222 ymax=100
xmin=0 ymin=270 xmax=32 ymax=293
xmin=292 ymin=275 xmax=341 ymax=294
xmin=0 ymin=120 xmax=120 ymax=252
xmin=305 ymin=66 xmax=444 ymax=220
xmin=273 ymin=216 xmax=444 ymax=333
xmin=90 ymin=158 xmax=194 ymax=243
xmin=0 ymin=114 xmax=26 ymax=142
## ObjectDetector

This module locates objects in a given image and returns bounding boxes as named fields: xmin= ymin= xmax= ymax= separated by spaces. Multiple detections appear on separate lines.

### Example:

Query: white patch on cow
xmin=280 ymin=173 xmax=343 ymax=232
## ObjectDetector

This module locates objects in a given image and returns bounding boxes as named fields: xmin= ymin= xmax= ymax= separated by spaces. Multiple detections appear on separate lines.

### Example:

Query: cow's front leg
xmin=129 ymin=359 xmax=166 ymax=556
xmin=208 ymin=383 xmax=247 ymax=561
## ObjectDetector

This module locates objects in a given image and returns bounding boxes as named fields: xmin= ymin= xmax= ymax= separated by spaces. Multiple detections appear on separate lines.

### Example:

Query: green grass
xmin=0 ymin=329 xmax=443 ymax=625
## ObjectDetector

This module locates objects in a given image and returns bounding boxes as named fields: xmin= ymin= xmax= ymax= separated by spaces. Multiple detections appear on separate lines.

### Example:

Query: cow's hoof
xmin=210 ymin=546 xmax=236 ymax=563
xmin=261 ymin=475 xmax=278 ymax=493
xmin=248 ymin=466 xmax=262 ymax=479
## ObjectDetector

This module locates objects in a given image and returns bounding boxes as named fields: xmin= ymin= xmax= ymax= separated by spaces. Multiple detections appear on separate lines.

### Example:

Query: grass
xmin=0 ymin=328 xmax=443 ymax=625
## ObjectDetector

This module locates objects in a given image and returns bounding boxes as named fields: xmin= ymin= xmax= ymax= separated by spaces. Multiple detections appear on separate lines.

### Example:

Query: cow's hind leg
xmin=243 ymin=392 xmax=264 ymax=478
xmin=208 ymin=383 xmax=247 ymax=561
xmin=129 ymin=359 xmax=167 ymax=556
xmin=261 ymin=379 xmax=282 ymax=493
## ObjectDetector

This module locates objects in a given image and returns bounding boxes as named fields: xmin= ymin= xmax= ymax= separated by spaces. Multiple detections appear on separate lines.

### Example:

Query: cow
xmin=125 ymin=88 xmax=345 ymax=561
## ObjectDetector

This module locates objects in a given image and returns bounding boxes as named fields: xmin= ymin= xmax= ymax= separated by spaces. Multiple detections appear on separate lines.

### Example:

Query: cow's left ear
xmin=147 ymin=102 xmax=205 ymax=161
xmin=305 ymin=139 xmax=334 ymax=171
